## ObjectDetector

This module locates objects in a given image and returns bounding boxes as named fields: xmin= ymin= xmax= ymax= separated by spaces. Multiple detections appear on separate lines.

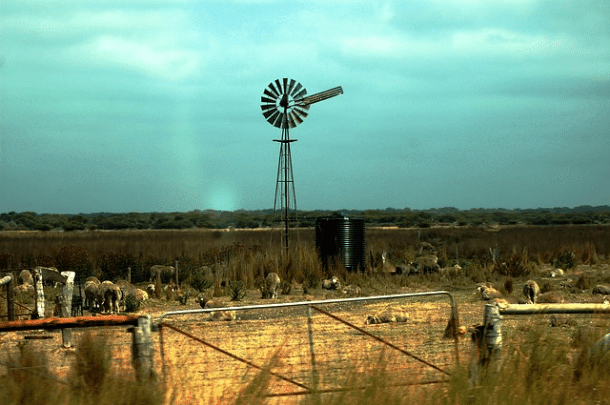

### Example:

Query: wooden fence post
xmin=131 ymin=315 xmax=154 ymax=380
xmin=470 ymin=304 xmax=502 ymax=386
xmin=60 ymin=271 xmax=75 ymax=347
xmin=34 ymin=267 xmax=45 ymax=319
xmin=0 ymin=274 xmax=15 ymax=321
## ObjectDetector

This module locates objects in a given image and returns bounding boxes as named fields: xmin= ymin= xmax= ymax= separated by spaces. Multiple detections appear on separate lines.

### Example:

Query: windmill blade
xmin=274 ymin=79 xmax=283 ymax=95
xmin=298 ymin=86 xmax=343 ymax=106
xmin=263 ymin=108 xmax=280 ymax=124
xmin=289 ymin=110 xmax=304 ymax=126
xmin=292 ymin=87 xmax=307 ymax=100
xmin=261 ymin=96 xmax=277 ymax=105
xmin=292 ymin=106 xmax=309 ymax=121
xmin=286 ymin=79 xmax=296 ymax=96
xmin=272 ymin=111 xmax=284 ymax=128
xmin=287 ymin=111 xmax=298 ymax=128
xmin=282 ymin=78 xmax=289 ymax=95
xmin=263 ymin=88 xmax=279 ymax=99
xmin=290 ymin=82 xmax=303 ymax=97
xmin=268 ymin=81 xmax=281 ymax=97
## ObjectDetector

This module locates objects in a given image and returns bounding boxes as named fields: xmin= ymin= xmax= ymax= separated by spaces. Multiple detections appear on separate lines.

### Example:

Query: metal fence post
xmin=132 ymin=315 xmax=155 ymax=380
xmin=0 ymin=274 xmax=15 ymax=321
xmin=60 ymin=271 xmax=75 ymax=347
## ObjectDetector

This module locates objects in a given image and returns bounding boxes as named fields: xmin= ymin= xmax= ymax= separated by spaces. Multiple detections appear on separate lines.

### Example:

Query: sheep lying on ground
xmin=365 ymin=310 xmax=409 ymax=325
xmin=195 ymin=296 xmax=236 ymax=321
xmin=342 ymin=284 xmax=361 ymax=297
xmin=536 ymin=291 xmax=565 ymax=303
xmin=477 ymin=283 xmax=503 ymax=300
xmin=592 ymin=285 xmax=610 ymax=295
xmin=322 ymin=276 xmax=341 ymax=290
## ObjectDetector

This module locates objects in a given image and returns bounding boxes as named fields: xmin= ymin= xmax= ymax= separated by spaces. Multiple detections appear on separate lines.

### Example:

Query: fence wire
xmin=158 ymin=294 xmax=470 ymax=402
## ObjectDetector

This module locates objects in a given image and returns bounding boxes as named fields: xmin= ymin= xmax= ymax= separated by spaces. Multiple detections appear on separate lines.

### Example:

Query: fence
xmin=471 ymin=303 xmax=610 ymax=385
xmin=0 ymin=315 xmax=154 ymax=384
xmin=156 ymin=291 xmax=468 ymax=402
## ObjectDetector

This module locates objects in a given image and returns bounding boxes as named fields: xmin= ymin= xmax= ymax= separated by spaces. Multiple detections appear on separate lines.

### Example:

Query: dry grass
xmin=1 ymin=225 xmax=610 ymax=404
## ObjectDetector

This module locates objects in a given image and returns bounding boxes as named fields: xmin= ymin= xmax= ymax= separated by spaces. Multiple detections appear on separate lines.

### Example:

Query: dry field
xmin=2 ymin=225 xmax=610 ymax=404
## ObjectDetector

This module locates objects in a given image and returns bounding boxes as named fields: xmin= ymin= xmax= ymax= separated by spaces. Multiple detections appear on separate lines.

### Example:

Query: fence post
xmin=0 ymin=274 xmax=15 ymax=321
xmin=306 ymin=306 xmax=320 ymax=401
xmin=60 ymin=271 xmax=75 ymax=347
xmin=34 ymin=267 xmax=45 ymax=319
xmin=132 ymin=315 xmax=155 ymax=380
xmin=470 ymin=304 xmax=502 ymax=386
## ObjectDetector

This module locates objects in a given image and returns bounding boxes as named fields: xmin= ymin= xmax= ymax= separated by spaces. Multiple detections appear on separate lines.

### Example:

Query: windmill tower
xmin=261 ymin=78 xmax=343 ymax=251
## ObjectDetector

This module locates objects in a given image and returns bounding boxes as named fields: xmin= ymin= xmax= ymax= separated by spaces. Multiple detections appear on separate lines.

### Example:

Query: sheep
xmin=146 ymin=283 xmax=156 ymax=299
xmin=365 ymin=310 xmax=409 ymax=325
xmin=149 ymin=265 xmax=176 ymax=283
xmin=440 ymin=264 xmax=462 ymax=278
xmin=342 ymin=284 xmax=362 ymax=297
xmin=100 ymin=281 xmax=122 ymax=314
xmin=84 ymin=278 xmax=102 ymax=310
xmin=548 ymin=268 xmax=565 ymax=278
xmin=410 ymin=255 xmax=441 ymax=274
xmin=523 ymin=280 xmax=541 ymax=304
xmin=536 ymin=291 xmax=565 ymax=303
xmin=135 ymin=288 xmax=149 ymax=301
xmin=592 ymin=285 xmax=610 ymax=295
xmin=322 ymin=276 xmax=341 ymax=290
xmin=195 ymin=296 xmax=236 ymax=321
xmin=477 ymin=283 xmax=503 ymax=300
xmin=260 ymin=272 xmax=281 ymax=299
xmin=18 ymin=269 xmax=33 ymax=285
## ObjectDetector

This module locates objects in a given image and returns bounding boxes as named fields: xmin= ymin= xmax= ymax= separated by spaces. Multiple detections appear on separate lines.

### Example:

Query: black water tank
xmin=315 ymin=216 xmax=366 ymax=272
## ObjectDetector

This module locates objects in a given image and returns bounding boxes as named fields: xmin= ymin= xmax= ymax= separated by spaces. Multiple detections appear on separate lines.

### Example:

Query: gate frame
xmin=157 ymin=291 xmax=461 ymax=396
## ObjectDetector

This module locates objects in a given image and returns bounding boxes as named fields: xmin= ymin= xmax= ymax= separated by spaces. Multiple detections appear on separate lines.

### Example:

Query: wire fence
xmin=157 ymin=292 xmax=470 ymax=402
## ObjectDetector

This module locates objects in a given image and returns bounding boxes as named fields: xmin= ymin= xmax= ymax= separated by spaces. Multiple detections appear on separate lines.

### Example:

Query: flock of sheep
xmin=83 ymin=277 xmax=150 ymax=314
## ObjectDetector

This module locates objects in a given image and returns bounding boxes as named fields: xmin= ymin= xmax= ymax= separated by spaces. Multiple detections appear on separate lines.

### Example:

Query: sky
xmin=1 ymin=0 xmax=609 ymax=214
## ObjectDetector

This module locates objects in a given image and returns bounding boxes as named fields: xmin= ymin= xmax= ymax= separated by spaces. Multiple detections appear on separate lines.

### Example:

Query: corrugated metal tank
xmin=315 ymin=216 xmax=366 ymax=272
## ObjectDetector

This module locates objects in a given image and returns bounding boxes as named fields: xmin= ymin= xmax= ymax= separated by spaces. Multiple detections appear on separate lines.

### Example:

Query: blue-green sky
xmin=1 ymin=0 xmax=608 ymax=214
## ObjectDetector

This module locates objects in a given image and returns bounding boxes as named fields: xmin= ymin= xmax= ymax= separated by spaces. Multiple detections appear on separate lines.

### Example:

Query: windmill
xmin=261 ymin=78 xmax=343 ymax=251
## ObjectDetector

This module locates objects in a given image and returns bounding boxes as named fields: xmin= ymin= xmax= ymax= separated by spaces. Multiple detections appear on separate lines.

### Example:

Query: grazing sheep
xmin=477 ymin=284 xmax=503 ymax=300
xmin=260 ymin=272 xmax=281 ymax=299
xmin=440 ymin=264 xmax=462 ymax=278
xmin=84 ymin=278 xmax=102 ymax=310
xmin=410 ymin=255 xmax=441 ymax=274
xmin=536 ymin=291 xmax=565 ymax=303
xmin=365 ymin=310 xmax=409 ymax=325
xmin=135 ymin=288 xmax=149 ymax=301
xmin=149 ymin=265 xmax=176 ymax=283
xmin=592 ymin=285 xmax=610 ymax=295
xmin=322 ymin=276 xmax=341 ymax=290
xmin=18 ymin=269 xmax=33 ymax=285
xmin=146 ymin=283 xmax=156 ymax=298
xmin=523 ymin=280 xmax=541 ymax=304
xmin=101 ymin=282 xmax=122 ymax=314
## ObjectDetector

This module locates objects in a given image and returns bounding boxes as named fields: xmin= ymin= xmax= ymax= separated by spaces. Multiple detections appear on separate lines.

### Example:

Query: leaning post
xmin=471 ymin=304 xmax=502 ymax=386
xmin=131 ymin=315 xmax=155 ymax=380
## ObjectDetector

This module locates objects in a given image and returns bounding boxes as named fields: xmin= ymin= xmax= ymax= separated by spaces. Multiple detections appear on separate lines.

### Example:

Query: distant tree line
xmin=0 ymin=206 xmax=609 ymax=232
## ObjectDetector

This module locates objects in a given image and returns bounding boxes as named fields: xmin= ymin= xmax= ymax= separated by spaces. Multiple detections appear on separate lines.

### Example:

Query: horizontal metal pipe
xmin=158 ymin=291 xmax=457 ymax=324
xmin=0 ymin=315 xmax=143 ymax=332
xmin=499 ymin=303 xmax=610 ymax=315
